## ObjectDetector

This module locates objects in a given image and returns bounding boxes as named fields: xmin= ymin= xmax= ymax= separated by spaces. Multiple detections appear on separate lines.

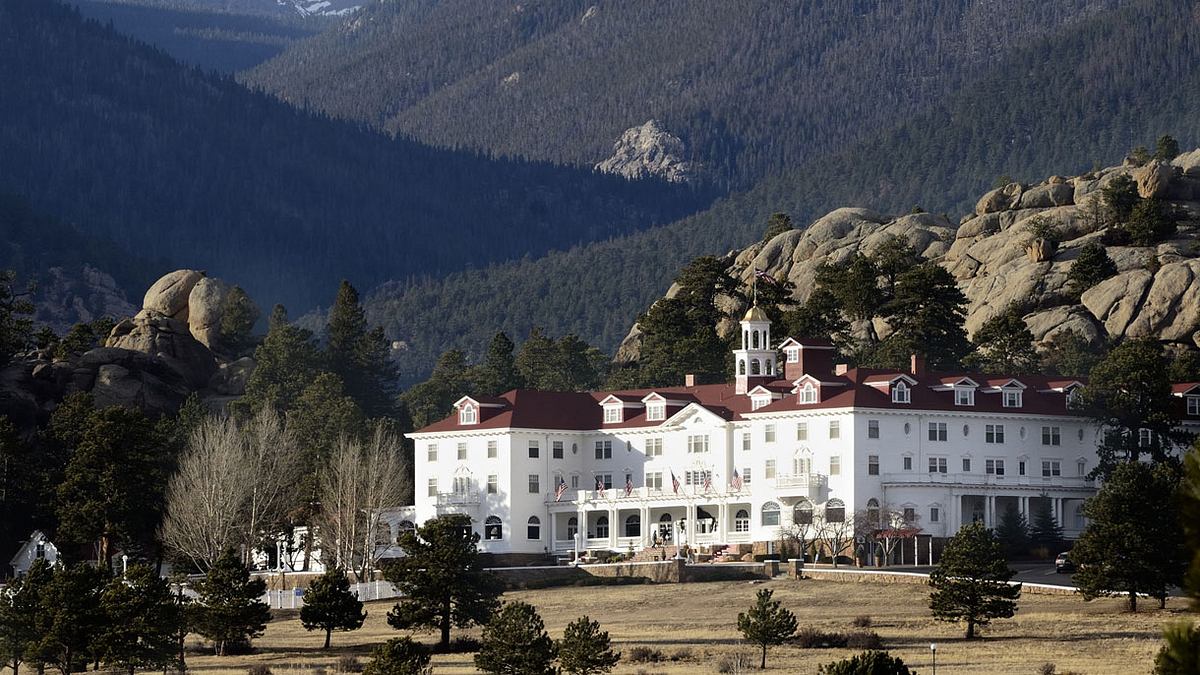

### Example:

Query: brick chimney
xmin=784 ymin=341 xmax=836 ymax=381
xmin=910 ymin=353 xmax=927 ymax=376
xmin=684 ymin=373 xmax=696 ymax=388
xmin=834 ymin=363 xmax=849 ymax=376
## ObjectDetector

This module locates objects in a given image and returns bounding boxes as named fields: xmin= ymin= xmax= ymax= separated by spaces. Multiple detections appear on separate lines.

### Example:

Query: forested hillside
xmin=362 ymin=0 xmax=1200 ymax=383
xmin=0 ymin=0 xmax=704 ymax=312
xmin=248 ymin=0 xmax=1124 ymax=190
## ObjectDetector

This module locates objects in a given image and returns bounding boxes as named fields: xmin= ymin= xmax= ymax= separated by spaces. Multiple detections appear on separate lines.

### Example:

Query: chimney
xmin=910 ymin=353 xmax=927 ymax=376
xmin=685 ymin=373 xmax=696 ymax=388
xmin=785 ymin=343 xmax=835 ymax=381
xmin=834 ymin=363 xmax=849 ymax=376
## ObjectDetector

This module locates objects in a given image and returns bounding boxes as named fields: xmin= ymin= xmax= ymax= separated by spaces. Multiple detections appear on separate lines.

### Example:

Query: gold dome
xmin=742 ymin=305 xmax=770 ymax=322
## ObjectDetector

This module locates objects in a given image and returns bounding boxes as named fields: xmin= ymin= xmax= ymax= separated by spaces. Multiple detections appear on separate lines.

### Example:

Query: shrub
xmin=627 ymin=646 xmax=665 ymax=663
xmin=363 ymin=637 xmax=431 ymax=675
xmin=669 ymin=648 xmax=692 ymax=661
xmin=335 ymin=656 xmax=363 ymax=673
xmin=716 ymin=653 xmax=756 ymax=674
xmin=432 ymin=637 xmax=480 ymax=654
xmin=845 ymin=632 xmax=884 ymax=650
xmin=1026 ymin=215 xmax=1062 ymax=243
xmin=1039 ymin=664 xmax=1057 ymax=675
xmin=557 ymin=615 xmax=620 ymax=675
xmin=1126 ymin=199 xmax=1177 ymax=245
xmin=793 ymin=628 xmax=847 ymax=649
xmin=474 ymin=601 xmax=556 ymax=675
xmin=851 ymin=615 xmax=872 ymax=628
xmin=1102 ymin=174 xmax=1140 ymax=221
xmin=818 ymin=650 xmax=914 ymax=675
xmin=247 ymin=666 xmax=272 ymax=675
xmin=1067 ymin=242 xmax=1118 ymax=296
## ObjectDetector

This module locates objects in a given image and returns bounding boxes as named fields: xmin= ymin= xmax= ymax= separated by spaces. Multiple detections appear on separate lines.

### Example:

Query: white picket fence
xmin=260 ymin=580 xmax=400 ymax=609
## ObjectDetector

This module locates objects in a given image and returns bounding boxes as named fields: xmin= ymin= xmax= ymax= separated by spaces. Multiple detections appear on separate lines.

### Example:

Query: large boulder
xmin=105 ymin=309 xmax=217 ymax=388
xmin=1135 ymin=159 xmax=1177 ymax=199
xmin=974 ymin=183 xmax=1023 ymax=215
xmin=187 ymin=277 xmax=231 ymax=350
xmin=143 ymin=270 xmax=204 ymax=322
xmin=1017 ymin=183 xmax=1074 ymax=209
xmin=91 ymin=363 xmax=190 ymax=416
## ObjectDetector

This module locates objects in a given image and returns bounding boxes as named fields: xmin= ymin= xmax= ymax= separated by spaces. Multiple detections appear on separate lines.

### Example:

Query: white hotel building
xmin=404 ymin=308 xmax=1200 ymax=562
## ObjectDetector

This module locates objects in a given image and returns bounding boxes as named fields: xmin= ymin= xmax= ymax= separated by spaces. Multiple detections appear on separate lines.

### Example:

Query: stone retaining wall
xmin=800 ymin=567 xmax=1078 ymax=596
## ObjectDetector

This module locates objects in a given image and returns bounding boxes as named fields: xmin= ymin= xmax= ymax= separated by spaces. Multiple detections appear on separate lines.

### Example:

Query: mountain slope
xmin=361 ymin=0 xmax=1200 ymax=383
xmin=248 ymin=0 xmax=1124 ymax=190
xmin=0 ymin=0 xmax=705 ymax=312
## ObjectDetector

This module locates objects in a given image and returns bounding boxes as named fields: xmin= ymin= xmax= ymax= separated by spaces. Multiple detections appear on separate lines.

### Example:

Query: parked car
xmin=1055 ymin=552 xmax=1074 ymax=573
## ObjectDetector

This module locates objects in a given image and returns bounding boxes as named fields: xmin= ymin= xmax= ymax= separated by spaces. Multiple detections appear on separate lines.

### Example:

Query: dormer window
xmin=646 ymin=401 xmax=665 ymax=421
xmin=459 ymin=404 xmax=477 ymax=425
xmin=604 ymin=405 xmax=622 ymax=424
xmin=751 ymin=395 xmax=771 ymax=411
xmin=892 ymin=382 xmax=911 ymax=404
xmin=1188 ymin=395 xmax=1199 ymax=416
xmin=785 ymin=347 xmax=799 ymax=363
xmin=799 ymin=383 xmax=818 ymax=404
xmin=1002 ymin=390 xmax=1022 ymax=408
xmin=955 ymin=388 xmax=974 ymax=406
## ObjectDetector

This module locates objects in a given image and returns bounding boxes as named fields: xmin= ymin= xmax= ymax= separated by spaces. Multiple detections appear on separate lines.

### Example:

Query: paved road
xmin=883 ymin=562 xmax=1075 ymax=588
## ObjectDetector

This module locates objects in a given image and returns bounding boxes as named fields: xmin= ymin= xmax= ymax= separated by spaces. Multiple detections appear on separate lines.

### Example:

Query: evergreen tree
xmin=385 ymin=514 xmax=500 ymax=649
xmin=33 ymin=563 xmax=108 ymax=675
xmin=363 ymin=637 xmax=431 ymax=675
xmin=192 ymin=548 xmax=271 ymax=655
xmin=736 ymin=588 xmax=797 ymax=669
xmin=818 ymin=650 xmax=914 ymax=675
xmin=401 ymin=348 xmax=472 ymax=430
xmin=966 ymin=304 xmax=1039 ymax=374
xmin=474 ymin=331 xmax=523 ymax=395
xmin=0 ymin=558 xmax=48 ymax=675
xmin=1155 ymin=621 xmax=1200 ymax=675
xmin=299 ymin=570 xmax=367 ymax=649
xmin=96 ymin=565 xmax=183 ymax=675
xmin=878 ymin=262 xmax=970 ymax=370
xmin=761 ymin=211 xmax=794 ymax=241
xmin=1125 ymin=198 xmax=1177 ymax=245
xmin=869 ymin=234 xmax=922 ymax=299
xmin=928 ymin=522 xmax=1021 ymax=639
xmin=0 ymin=270 xmax=33 ymax=365
xmin=781 ymin=287 xmax=851 ymax=350
xmin=1072 ymin=461 xmax=1185 ymax=612
xmin=1039 ymin=330 xmax=1104 ymax=378
xmin=515 ymin=328 xmax=560 ymax=390
xmin=815 ymin=254 xmax=883 ymax=323
xmin=474 ymin=601 xmax=557 ymax=675
xmin=995 ymin=506 xmax=1030 ymax=558
xmin=325 ymin=280 xmax=397 ymax=417
xmin=238 ymin=305 xmax=323 ymax=414
xmin=1066 ymin=242 xmax=1117 ymax=297
xmin=1027 ymin=498 xmax=1064 ymax=552
xmin=1156 ymin=134 xmax=1181 ymax=161
xmin=218 ymin=285 xmax=260 ymax=354
xmin=557 ymin=615 xmax=620 ymax=675
xmin=1101 ymin=174 xmax=1140 ymax=222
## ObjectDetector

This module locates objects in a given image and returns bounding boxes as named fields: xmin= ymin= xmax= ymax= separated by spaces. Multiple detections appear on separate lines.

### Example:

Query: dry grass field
xmin=178 ymin=578 xmax=1179 ymax=674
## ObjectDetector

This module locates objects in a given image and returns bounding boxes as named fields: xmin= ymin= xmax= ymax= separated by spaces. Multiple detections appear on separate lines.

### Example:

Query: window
xmin=892 ymin=382 xmax=910 ymax=403
xmin=528 ymin=441 xmax=539 ymax=459
xmin=734 ymin=509 xmax=751 ymax=532
xmin=457 ymin=442 xmax=467 ymax=460
xmin=930 ymin=507 xmax=940 ymax=523
xmin=829 ymin=420 xmax=840 ymax=439
xmin=1077 ymin=459 xmax=1087 ymax=476
xmin=955 ymin=388 xmax=975 ymax=406
xmin=604 ymin=405 xmax=622 ymax=423
xmin=687 ymin=434 xmax=709 ymax=453
xmin=552 ymin=441 xmax=563 ymax=459
xmin=785 ymin=347 xmax=799 ymax=363
xmin=765 ymin=459 xmax=777 ymax=479
xmin=903 ymin=456 xmax=913 ymax=471
xmin=868 ymin=420 xmax=879 ymax=439
xmin=761 ymin=502 xmax=781 ymax=526
xmin=459 ymin=405 xmax=476 ymax=424
xmin=962 ymin=457 xmax=971 ymax=472
xmin=527 ymin=516 xmax=541 ymax=540
xmin=903 ymin=507 xmax=916 ymax=523
xmin=830 ymin=456 xmax=841 ymax=475
xmin=985 ymin=459 xmax=1005 ymax=476
xmin=1041 ymin=426 xmax=1061 ymax=446
xmin=595 ymin=516 xmax=609 ymax=539
xmin=928 ymin=422 xmax=947 ymax=441
xmin=793 ymin=501 xmax=814 ymax=524
xmin=985 ymin=424 xmax=1005 ymax=444
xmin=868 ymin=455 xmax=879 ymax=475
xmin=1018 ymin=460 xmax=1026 ymax=476
xmin=528 ymin=474 xmax=540 ymax=493
xmin=566 ymin=517 xmax=578 ymax=539
xmin=1189 ymin=396 xmax=1200 ymax=416
xmin=487 ymin=474 xmax=498 ymax=494
xmin=484 ymin=516 xmax=502 ymax=540
xmin=765 ymin=424 xmax=776 ymax=443
xmin=1042 ymin=460 xmax=1061 ymax=477
xmin=594 ymin=440 xmax=612 ymax=459
xmin=426 ymin=444 xmax=438 ymax=461
xmin=799 ymin=383 xmax=818 ymax=404
xmin=796 ymin=422 xmax=808 ymax=441
xmin=646 ymin=437 xmax=663 ymax=457
xmin=1003 ymin=389 xmax=1022 ymax=408
xmin=624 ymin=514 xmax=641 ymax=537
xmin=752 ymin=396 xmax=770 ymax=411
xmin=35 ymin=543 xmax=45 ymax=559
xmin=453 ymin=476 xmax=470 ymax=495
xmin=427 ymin=478 xmax=438 ymax=497
xmin=743 ymin=467 xmax=752 ymax=485
xmin=646 ymin=402 xmax=665 ymax=421
xmin=824 ymin=499 xmax=846 ymax=523
xmin=594 ymin=474 xmax=613 ymax=490
xmin=571 ymin=474 xmax=579 ymax=488
xmin=646 ymin=472 xmax=663 ymax=490
xmin=928 ymin=457 xmax=947 ymax=474
xmin=1138 ymin=428 xmax=1153 ymax=447
xmin=487 ymin=440 xmax=497 ymax=458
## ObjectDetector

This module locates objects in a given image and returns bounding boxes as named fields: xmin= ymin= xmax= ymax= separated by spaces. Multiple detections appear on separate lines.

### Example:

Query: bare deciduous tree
xmin=815 ymin=513 xmax=854 ymax=568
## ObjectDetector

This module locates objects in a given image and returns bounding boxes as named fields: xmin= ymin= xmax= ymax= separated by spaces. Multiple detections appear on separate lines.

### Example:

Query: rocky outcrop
xmin=106 ymin=309 xmax=217 ymax=388
xmin=28 ymin=265 xmax=137 ymax=335
xmin=143 ymin=269 xmax=204 ymax=321
xmin=187 ymin=277 xmax=232 ymax=350
xmin=618 ymin=151 xmax=1200 ymax=363
xmin=595 ymin=120 xmax=699 ymax=184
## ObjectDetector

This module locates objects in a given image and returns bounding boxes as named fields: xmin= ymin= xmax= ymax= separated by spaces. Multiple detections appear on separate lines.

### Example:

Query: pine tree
xmin=401 ymin=349 xmax=472 ymax=430
xmin=869 ymin=234 xmax=922 ymax=299
xmin=878 ymin=262 xmax=971 ymax=370
xmin=1027 ymin=498 xmax=1064 ymax=552
xmin=995 ymin=506 xmax=1030 ymax=558
xmin=0 ymin=270 xmax=33 ymax=366
xmin=1039 ymin=330 xmax=1104 ymax=378
xmin=557 ymin=615 xmax=620 ymax=675
xmin=32 ymin=563 xmax=108 ymax=675
xmin=325 ymin=280 xmax=397 ymax=417
xmin=0 ymin=558 xmax=48 ymax=675
xmin=238 ymin=305 xmax=323 ymax=414
xmin=1155 ymin=134 xmax=1181 ymax=161
xmin=385 ymin=515 xmax=500 ymax=649
xmin=193 ymin=548 xmax=271 ymax=655
xmin=761 ymin=212 xmax=793 ymax=241
xmin=300 ymin=570 xmax=367 ymax=649
xmin=1072 ymin=461 xmax=1185 ymax=612
xmin=474 ymin=332 xmax=522 ymax=395
xmin=966 ymin=304 xmax=1039 ymax=374
xmin=1155 ymin=621 xmax=1200 ymax=674
xmin=736 ymin=588 xmax=797 ymax=669
xmin=815 ymin=254 xmax=883 ymax=323
xmin=1101 ymin=174 xmax=1140 ymax=221
xmin=1066 ymin=242 xmax=1117 ymax=297
xmin=363 ymin=637 xmax=431 ymax=675
xmin=218 ymin=285 xmax=260 ymax=354
xmin=929 ymin=522 xmax=1021 ymax=639
xmin=474 ymin=602 xmax=557 ymax=675
xmin=819 ymin=650 xmax=914 ymax=675
xmin=96 ymin=565 xmax=183 ymax=675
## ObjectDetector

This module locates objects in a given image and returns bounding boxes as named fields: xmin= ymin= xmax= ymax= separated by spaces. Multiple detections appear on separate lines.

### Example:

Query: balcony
xmin=546 ymin=485 xmax=751 ymax=506
xmin=881 ymin=473 xmax=1095 ymax=490
xmin=772 ymin=473 xmax=828 ymax=500
xmin=435 ymin=490 xmax=480 ymax=511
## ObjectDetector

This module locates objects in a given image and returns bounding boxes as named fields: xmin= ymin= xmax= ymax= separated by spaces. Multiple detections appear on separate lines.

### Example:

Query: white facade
xmin=9 ymin=530 xmax=59 ymax=577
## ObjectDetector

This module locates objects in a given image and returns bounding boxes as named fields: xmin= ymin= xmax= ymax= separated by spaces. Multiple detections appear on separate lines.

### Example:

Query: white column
xmin=608 ymin=507 xmax=618 ymax=548
xmin=550 ymin=512 xmax=557 ymax=551
xmin=577 ymin=507 xmax=586 ymax=546
xmin=685 ymin=502 xmax=698 ymax=548
xmin=640 ymin=505 xmax=650 ymax=548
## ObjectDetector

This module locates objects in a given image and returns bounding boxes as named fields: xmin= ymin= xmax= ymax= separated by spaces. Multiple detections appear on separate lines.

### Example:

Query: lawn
xmin=180 ymin=578 xmax=1178 ymax=674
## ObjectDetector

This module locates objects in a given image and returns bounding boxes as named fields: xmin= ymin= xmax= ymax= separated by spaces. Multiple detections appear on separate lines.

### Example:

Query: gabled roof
xmin=1173 ymin=383 xmax=1200 ymax=395
xmin=453 ymin=395 xmax=506 ymax=408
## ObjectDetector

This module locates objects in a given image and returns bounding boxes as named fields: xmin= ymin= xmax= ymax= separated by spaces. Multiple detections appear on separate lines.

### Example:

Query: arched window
xmin=595 ymin=516 xmax=609 ymax=539
xmin=766 ymin=360 xmax=774 ymax=375
xmin=739 ymin=359 xmax=746 ymax=375
xmin=398 ymin=520 xmax=416 ymax=534
xmin=825 ymin=499 xmax=846 ymax=523
xmin=526 ymin=516 xmax=541 ymax=540
xmin=743 ymin=330 xmax=749 ymax=348
xmin=866 ymin=498 xmax=880 ymax=526
xmin=892 ymin=382 xmax=910 ymax=403
xmin=484 ymin=515 xmax=502 ymax=540
xmin=761 ymin=501 xmax=781 ymax=526
xmin=734 ymin=509 xmax=750 ymax=532
xmin=657 ymin=513 xmax=673 ymax=540
xmin=373 ymin=523 xmax=394 ymax=547
xmin=566 ymin=517 xmax=578 ymax=539
xmin=625 ymin=514 xmax=641 ymax=537
xmin=799 ymin=383 xmax=818 ymax=404
xmin=751 ymin=359 xmax=761 ymax=375
xmin=793 ymin=500 xmax=813 ymax=525
xmin=753 ymin=330 xmax=760 ymax=349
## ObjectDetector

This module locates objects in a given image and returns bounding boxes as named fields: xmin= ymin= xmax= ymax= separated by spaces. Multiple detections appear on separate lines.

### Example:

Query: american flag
xmin=595 ymin=476 xmax=606 ymax=498
xmin=754 ymin=268 xmax=779 ymax=285
xmin=554 ymin=480 xmax=569 ymax=502
xmin=671 ymin=471 xmax=681 ymax=494
xmin=731 ymin=469 xmax=743 ymax=491
xmin=703 ymin=472 xmax=713 ymax=493
xmin=624 ymin=476 xmax=634 ymax=497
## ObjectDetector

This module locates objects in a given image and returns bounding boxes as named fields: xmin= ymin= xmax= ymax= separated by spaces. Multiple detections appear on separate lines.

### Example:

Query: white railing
xmin=436 ymin=490 xmax=480 ymax=507
xmin=548 ymin=485 xmax=751 ymax=504
xmin=773 ymin=473 xmax=828 ymax=489
xmin=881 ymin=473 xmax=1095 ymax=489
xmin=260 ymin=581 xmax=400 ymax=609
